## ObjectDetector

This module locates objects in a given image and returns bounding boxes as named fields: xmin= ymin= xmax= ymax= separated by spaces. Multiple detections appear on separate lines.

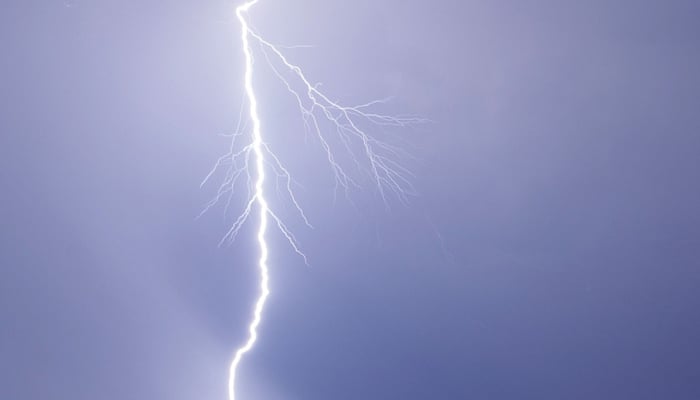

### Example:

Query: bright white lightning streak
xmin=205 ymin=1 xmax=426 ymax=399
xmin=227 ymin=2 xmax=266 ymax=400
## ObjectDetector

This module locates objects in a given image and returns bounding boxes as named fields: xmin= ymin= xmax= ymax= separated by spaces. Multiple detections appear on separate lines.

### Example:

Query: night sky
xmin=2 ymin=1 xmax=700 ymax=399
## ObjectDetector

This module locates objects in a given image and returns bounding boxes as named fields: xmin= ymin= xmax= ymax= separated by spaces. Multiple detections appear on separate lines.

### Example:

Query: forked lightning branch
xmin=201 ymin=1 xmax=424 ymax=399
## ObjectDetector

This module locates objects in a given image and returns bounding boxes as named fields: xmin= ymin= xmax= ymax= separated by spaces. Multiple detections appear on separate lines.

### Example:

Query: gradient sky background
xmin=2 ymin=0 xmax=700 ymax=399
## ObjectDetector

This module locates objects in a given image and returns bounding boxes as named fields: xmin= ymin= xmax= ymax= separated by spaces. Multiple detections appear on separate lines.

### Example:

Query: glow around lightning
xmin=202 ymin=1 xmax=426 ymax=399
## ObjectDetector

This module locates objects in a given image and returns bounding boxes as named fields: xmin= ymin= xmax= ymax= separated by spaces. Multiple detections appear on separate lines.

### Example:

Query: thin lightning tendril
xmin=203 ymin=1 xmax=425 ymax=399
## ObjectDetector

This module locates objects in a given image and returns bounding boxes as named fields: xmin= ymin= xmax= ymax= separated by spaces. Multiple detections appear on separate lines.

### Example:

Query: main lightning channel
xmin=217 ymin=1 xmax=425 ymax=398
xmin=228 ymin=2 xmax=267 ymax=400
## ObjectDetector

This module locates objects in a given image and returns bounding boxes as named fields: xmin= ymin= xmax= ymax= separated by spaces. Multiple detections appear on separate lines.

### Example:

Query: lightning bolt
xmin=226 ymin=2 xmax=268 ymax=400
xmin=201 ymin=2 xmax=426 ymax=399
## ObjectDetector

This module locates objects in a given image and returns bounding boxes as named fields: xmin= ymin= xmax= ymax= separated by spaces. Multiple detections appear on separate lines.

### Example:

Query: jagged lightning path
xmin=203 ymin=2 xmax=425 ymax=399
xmin=226 ymin=3 xmax=269 ymax=400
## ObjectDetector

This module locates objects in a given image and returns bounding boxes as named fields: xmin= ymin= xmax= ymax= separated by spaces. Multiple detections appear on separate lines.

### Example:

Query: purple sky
xmin=2 ymin=0 xmax=700 ymax=399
